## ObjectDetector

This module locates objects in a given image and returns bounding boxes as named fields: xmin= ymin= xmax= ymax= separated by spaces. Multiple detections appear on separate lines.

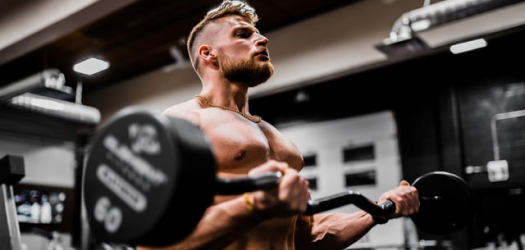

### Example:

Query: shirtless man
xmin=138 ymin=1 xmax=419 ymax=249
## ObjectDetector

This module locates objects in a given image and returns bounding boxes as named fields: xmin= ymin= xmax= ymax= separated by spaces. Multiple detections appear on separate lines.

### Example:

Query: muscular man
xmin=138 ymin=1 xmax=419 ymax=249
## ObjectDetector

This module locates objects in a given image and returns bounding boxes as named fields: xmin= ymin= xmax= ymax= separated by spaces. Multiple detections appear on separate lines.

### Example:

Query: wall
xmin=279 ymin=111 xmax=409 ymax=248
xmin=249 ymin=26 xmax=525 ymax=248
xmin=0 ymin=136 xmax=75 ymax=188
xmin=84 ymin=65 xmax=201 ymax=124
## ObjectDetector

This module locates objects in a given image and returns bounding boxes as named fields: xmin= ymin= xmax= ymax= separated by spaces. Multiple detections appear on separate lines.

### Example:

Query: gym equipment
xmin=32 ymin=228 xmax=65 ymax=250
xmin=0 ymin=69 xmax=100 ymax=126
xmin=82 ymin=107 xmax=474 ymax=247
xmin=0 ymin=69 xmax=66 ymax=103
xmin=0 ymin=155 xmax=25 ymax=250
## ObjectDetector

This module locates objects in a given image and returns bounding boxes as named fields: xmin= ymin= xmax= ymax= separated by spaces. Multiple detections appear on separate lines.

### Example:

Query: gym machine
xmin=0 ymin=155 xmax=25 ymax=250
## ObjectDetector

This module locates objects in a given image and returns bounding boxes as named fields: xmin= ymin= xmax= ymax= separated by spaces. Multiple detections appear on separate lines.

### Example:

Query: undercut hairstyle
xmin=186 ymin=0 xmax=259 ymax=73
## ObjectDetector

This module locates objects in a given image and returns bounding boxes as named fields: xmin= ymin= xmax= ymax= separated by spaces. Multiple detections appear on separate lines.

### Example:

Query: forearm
xmin=296 ymin=211 xmax=376 ymax=250
xmin=137 ymin=196 xmax=266 ymax=250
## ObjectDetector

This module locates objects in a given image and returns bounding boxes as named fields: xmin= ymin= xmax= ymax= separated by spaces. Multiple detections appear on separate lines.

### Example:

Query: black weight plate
xmin=410 ymin=171 xmax=474 ymax=235
xmin=82 ymin=107 xmax=216 ymax=247
xmin=141 ymin=112 xmax=217 ymax=247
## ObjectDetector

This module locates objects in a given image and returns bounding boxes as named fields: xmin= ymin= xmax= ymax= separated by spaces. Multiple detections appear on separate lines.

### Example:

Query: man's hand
xmin=246 ymin=160 xmax=310 ymax=217
xmin=377 ymin=180 xmax=420 ymax=219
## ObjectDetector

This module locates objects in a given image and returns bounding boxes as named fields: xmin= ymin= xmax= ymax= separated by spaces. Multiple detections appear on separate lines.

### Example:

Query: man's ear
xmin=199 ymin=45 xmax=216 ymax=62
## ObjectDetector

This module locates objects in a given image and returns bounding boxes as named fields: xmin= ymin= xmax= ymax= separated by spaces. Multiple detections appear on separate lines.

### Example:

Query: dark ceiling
xmin=1 ymin=0 xmax=524 ymax=143
xmin=0 ymin=0 xmax=363 ymax=99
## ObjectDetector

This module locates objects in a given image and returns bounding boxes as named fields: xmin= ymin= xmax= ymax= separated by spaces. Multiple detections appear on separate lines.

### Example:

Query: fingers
xmin=394 ymin=180 xmax=417 ymax=214
xmin=248 ymin=160 xmax=289 ymax=176
xmin=400 ymin=180 xmax=410 ymax=186
xmin=378 ymin=180 xmax=420 ymax=219
xmin=278 ymin=169 xmax=310 ymax=211
xmin=392 ymin=181 xmax=419 ymax=216
xmin=249 ymin=162 xmax=421 ymax=219
xmin=247 ymin=160 xmax=310 ymax=216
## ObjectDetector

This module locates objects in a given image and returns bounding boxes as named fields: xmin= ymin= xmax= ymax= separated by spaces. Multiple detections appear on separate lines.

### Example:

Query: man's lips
xmin=255 ymin=50 xmax=270 ymax=59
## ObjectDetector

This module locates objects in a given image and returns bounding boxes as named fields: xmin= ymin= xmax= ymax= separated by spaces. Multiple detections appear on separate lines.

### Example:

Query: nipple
xmin=234 ymin=150 xmax=246 ymax=161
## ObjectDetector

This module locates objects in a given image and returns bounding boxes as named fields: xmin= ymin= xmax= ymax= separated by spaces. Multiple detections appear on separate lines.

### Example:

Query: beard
xmin=220 ymin=55 xmax=274 ymax=87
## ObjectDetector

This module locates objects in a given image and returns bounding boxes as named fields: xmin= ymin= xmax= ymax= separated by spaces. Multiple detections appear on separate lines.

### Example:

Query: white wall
xmin=278 ymin=111 xmax=410 ymax=249
xmin=0 ymin=136 xmax=76 ymax=188
xmin=84 ymin=65 xmax=201 ymax=124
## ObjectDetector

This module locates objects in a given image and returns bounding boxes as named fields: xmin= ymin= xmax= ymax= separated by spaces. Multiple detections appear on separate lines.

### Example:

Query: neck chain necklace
xmin=195 ymin=94 xmax=262 ymax=123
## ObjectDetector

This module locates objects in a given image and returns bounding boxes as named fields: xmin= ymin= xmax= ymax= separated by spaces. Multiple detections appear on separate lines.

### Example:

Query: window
xmin=343 ymin=144 xmax=374 ymax=163
xmin=344 ymin=170 xmax=376 ymax=187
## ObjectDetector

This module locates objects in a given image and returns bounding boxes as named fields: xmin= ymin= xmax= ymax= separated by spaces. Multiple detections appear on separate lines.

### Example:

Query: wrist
xmin=371 ymin=214 xmax=388 ymax=225
xmin=243 ymin=192 xmax=257 ymax=211
xmin=243 ymin=193 xmax=270 ymax=219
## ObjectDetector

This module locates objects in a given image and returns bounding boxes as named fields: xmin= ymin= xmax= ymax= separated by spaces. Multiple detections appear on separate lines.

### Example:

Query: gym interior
xmin=1 ymin=0 xmax=525 ymax=249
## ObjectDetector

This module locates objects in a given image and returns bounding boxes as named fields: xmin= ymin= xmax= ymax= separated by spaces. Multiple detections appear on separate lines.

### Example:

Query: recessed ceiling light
xmin=73 ymin=57 xmax=110 ymax=75
xmin=450 ymin=39 xmax=487 ymax=54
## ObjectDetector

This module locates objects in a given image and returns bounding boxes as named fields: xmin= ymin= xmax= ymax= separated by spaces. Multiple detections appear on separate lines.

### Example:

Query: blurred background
xmin=1 ymin=0 xmax=525 ymax=249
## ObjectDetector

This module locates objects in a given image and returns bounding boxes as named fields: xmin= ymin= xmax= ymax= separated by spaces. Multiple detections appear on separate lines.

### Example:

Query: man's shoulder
xmin=164 ymin=99 xmax=199 ymax=112
xmin=162 ymin=99 xmax=202 ymax=124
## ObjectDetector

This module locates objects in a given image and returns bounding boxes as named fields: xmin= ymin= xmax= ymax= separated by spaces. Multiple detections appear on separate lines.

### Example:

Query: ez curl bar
xmin=82 ymin=108 xmax=474 ymax=247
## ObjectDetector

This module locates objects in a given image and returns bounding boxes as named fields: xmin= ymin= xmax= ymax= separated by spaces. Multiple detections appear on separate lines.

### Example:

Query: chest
xmin=200 ymin=116 xmax=303 ymax=174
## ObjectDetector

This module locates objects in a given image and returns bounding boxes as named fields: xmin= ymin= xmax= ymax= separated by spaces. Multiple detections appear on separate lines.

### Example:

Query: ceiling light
xmin=73 ymin=57 xmax=110 ymax=75
xmin=449 ymin=38 xmax=487 ymax=54
xmin=294 ymin=90 xmax=310 ymax=103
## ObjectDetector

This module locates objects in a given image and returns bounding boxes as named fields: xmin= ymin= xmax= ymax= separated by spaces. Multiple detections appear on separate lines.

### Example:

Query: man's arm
xmin=294 ymin=181 xmax=419 ymax=250
xmin=136 ymin=160 xmax=310 ymax=250
xmin=294 ymin=211 xmax=375 ymax=250
xmin=138 ymin=107 xmax=269 ymax=249
xmin=136 ymin=196 xmax=268 ymax=250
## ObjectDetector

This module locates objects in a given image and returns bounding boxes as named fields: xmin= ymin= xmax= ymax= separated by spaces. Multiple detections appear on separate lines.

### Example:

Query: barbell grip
xmin=303 ymin=191 xmax=396 ymax=216
xmin=214 ymin=172 xmax=398 ymax=218
xmin=214 ymin=172 xmax=282 ymax=195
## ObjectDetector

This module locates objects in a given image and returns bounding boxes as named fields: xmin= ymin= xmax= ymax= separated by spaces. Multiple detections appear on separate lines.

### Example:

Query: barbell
xmin=82 ymin=107 xmax=474 ymax=247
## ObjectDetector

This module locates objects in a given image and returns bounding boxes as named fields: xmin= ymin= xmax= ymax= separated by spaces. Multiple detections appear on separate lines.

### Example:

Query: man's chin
xmin=248 ymin=80 xmax=266 ymax=88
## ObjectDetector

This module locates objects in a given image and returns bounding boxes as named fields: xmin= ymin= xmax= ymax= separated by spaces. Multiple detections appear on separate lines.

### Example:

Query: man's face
xmin=212 ymin=15 xmax=274 ymax=87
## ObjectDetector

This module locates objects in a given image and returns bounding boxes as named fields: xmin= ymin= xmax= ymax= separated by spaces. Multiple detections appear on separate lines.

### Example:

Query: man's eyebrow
xmin=233 ymin=26 xmax=260 ymax=34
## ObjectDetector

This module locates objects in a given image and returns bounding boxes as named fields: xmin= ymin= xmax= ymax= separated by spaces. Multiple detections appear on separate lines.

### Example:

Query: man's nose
xmin=255 ymin=34 xmax=268 ymax=46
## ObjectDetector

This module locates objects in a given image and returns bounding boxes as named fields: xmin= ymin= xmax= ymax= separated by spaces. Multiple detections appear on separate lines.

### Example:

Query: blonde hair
xmin=186 ymin=0 xmax=258 ymax=72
